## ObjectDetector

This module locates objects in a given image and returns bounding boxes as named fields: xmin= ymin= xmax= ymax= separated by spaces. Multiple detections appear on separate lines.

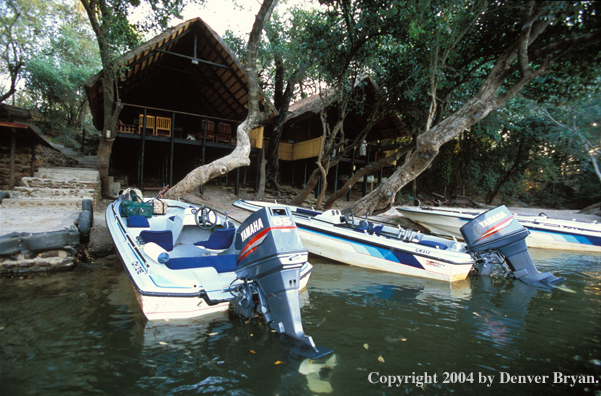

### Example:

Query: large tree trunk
xmin=346 ymin=6 xmax=597 ymax=215
xmin=254 ymin=147 xmax=267 ymax=200
xmin=165 ymin=0 xmax=277 ymax=199
xmin=323 ymin=142 xmax=415 ymax=209
xmin=81 ymin=0 xmax=124 ymax=198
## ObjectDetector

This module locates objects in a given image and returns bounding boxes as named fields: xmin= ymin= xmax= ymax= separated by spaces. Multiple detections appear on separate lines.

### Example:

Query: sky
xmin=169 ymin=0 xmax=317 ymax=38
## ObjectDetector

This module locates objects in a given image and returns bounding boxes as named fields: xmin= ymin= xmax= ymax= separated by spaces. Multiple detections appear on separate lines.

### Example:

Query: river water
xmin=1 ymin=250 xmax=599 ymax=395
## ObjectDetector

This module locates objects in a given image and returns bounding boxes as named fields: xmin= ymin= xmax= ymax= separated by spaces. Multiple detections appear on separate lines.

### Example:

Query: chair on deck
xmin=117 ymin=120 xmax=137 ymax=134
xmin=139 ymin=115 xmax=156 ymax=135
xmin=216 ymin=123 xmax=232 ymax=144
xmin=156 ymin=116 xmax=172 ymax=137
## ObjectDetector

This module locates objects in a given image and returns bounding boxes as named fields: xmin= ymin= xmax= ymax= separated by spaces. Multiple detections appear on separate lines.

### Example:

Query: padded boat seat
xmin=128 ymin=215 xmax=150 ymax=228
xmin=297 ymin=208 xmax=321 ymax=216
xmin=165 ymin=254 xmax=237 ymax=273
xmin=140 ymin=230 xmax=173 ymax=251
xmin=417 ymin=240 xmax=448 ymax=250
xmin=194 ymin=228 xmax=236 ymax=250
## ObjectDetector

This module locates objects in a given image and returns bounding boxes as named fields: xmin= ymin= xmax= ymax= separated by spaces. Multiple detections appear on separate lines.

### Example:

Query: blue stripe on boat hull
xmin=529 ymin=228 xmax=601 ymax=246
xmin=299 ymin=226 xmax=425 ymax=269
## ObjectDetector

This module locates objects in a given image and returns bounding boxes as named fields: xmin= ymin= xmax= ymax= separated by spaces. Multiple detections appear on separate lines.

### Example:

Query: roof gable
xmin=85 ymin=18 xmax=261 ymax=130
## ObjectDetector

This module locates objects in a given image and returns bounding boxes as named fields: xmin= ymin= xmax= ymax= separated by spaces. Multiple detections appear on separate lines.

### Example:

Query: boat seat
xmin=373 ymin=225 xmax=384 ymax=236
xmin=139 ymin=230 xmax=174 ymax=251
xmin=297 ymin=208 xmax=321 ymax=216
xmin=194 ymin=228 xmax=236 ymax=250
xmin=127 ymin=215 xmax=150 ymax=228
xmin=165 ymin=254 xmax=237 ymax=273
xmin=417 ymin=240 xmax=448 ymax=250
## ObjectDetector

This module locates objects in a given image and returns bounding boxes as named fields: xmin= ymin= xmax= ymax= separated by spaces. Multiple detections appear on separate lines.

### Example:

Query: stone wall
xmin=0 ymin=143 xmax=77 ymax=187
xmin=0 ymin=249 xmax=76 ymax=274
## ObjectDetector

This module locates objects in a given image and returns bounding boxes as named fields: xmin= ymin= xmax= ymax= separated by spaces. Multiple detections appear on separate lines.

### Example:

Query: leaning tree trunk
xmin=164 ymin=0 xmax=277 ymax=199
xmin=254 ymin=147 xmax=267 ymax=200
xmin=346 ymin=6 xmax=593 ymax=215
xmin=323 ymin=142 xmax=415 ymax=209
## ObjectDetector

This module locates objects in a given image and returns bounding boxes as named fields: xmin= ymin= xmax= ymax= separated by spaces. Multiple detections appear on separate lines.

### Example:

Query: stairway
xmin=2 ymin=167 xmax=100 ymax=210
xmin=49 ymin=141 xmax=98 ymax=170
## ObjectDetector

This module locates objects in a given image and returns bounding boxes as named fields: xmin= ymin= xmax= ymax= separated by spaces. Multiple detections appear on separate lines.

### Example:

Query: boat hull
xmin=398 ymin=207 xmax=601 ymax=253
xmin=233 ymin=200 xmax=474 ymax=282
xmin=127 ymin=270 xmax=312 ymax=321
xmin=107 ymin=200 xmax=312 ymax=321
xmin=298 ymin=226 xmax=472 ymax=282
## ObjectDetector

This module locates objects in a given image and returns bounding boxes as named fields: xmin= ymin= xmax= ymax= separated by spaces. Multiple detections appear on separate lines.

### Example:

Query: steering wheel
xmin=194 ymin=206 xmax=218 ymax=229
xmin=343 ymin=208 xmax=355 ymax=228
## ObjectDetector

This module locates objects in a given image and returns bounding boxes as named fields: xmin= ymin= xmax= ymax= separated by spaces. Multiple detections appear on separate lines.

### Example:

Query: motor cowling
xmin=232 ymin=207 xmax=331 ymax=358
xmin=461 ymin=206 xmax=563 ymax=284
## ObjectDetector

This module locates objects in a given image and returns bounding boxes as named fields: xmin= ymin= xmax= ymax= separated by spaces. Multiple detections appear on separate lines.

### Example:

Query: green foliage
xmin=418 ymin=94 xmax=601 ymax=208
xmin=25 ymin=14 xmax=101 ymax=125
xmin=0 ymin=0 xmax=49 ymax=102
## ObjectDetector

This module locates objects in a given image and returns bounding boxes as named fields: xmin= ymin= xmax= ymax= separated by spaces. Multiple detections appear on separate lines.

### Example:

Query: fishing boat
xmin=397 ymin=206 xmax=601 ymax=253
xmin=233 ymin=200 xmax=564 ymax=285
xmin=106 ymin=189 xmax=331 ymax=358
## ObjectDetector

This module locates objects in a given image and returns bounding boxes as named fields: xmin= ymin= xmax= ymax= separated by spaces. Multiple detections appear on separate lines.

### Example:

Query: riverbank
xmin=5 ymin=182 xmax=601 ymax=274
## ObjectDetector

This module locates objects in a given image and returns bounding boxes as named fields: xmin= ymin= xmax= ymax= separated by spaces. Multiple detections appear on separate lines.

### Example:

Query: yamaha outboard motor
xmin=230 ymin=207 xmax=332 ymax=358
xmin=461 ymin=206 xmax=564 ymax=284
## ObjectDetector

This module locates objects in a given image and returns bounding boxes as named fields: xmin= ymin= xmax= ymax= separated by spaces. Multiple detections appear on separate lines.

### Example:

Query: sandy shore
xmin=82 ymin=184 xmax=601 ymax=258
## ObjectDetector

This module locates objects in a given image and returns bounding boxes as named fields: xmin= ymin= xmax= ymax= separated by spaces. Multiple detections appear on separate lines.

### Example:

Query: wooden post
xmin=201 ymin=117 xmax=208 ymax=194
xmin=347 ymin=148 xmax=356 ymax=201
xmin=30 ymin=139 xmax=36 ymax=177
xmin=169 ymin=113 xmax=175 ymax=187
xmin=140 ymin=108 xmax=147 ymax=194
xmin=235 ymin=168 xmax=240 ymax=195
xmin=362 ymin=144 xmax=370 ymax=196
xmin=303 ymin=161 xmax=307 ymax=186
xmin=378 ymin=143 xmax=383 ymax=184
xmin=255 ymin=149 xmax=262 ymax=192
xmin=8 ymin=129 xmax=16 ymax=190
xmin=334 ymin=162 xmax=339 ymax=192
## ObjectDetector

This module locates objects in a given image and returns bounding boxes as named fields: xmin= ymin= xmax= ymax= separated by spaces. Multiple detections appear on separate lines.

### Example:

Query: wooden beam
xmin=157 ymin=49 xmax=232 ymax=70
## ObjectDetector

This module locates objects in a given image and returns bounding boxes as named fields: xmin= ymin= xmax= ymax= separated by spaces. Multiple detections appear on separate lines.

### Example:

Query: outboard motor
xmin=230 ymin=207 xmax=332 ymax=358
xmin=461 ymin=206 xmax=564 ymax=284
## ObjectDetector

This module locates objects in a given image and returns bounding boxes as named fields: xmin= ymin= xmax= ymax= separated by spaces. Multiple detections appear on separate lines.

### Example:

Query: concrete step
xmin=110 ymin=181 xmax=121 ymax=196
xmin=20 ymin=177 xmax=99 ymax=190
xmin=35 ymin=167 xmax=100 ymax=183
xmin=1 ymin=197 xmax=89 ymax=210
xmin=12 ymin=186 xmax=97 ymax=200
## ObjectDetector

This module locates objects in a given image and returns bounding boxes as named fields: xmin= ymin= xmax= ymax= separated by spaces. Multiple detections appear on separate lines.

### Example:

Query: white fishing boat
xmin=397 ymin=206 xmax=601 ymax=253
xmin=106 ymin=189 xmax=331 ymax=358
xmin=233 ymin=200 xmax=563 ymax=285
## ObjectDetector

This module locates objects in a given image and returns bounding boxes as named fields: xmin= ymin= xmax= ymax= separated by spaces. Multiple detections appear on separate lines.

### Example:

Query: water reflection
xmin=0 ymin=251 xmax=599 ymax=395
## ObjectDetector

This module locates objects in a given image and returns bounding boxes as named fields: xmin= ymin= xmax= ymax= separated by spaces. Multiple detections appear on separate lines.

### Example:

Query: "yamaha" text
xmin=241 ymin=218 xmax=264 ymax=242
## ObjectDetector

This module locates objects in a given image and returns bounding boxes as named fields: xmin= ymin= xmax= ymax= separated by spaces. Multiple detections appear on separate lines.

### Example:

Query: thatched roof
xmin=85 ymin=17 xmax=267 ymax=130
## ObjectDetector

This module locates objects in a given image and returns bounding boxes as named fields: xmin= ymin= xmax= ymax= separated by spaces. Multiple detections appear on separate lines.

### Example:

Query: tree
xmin=347 ymin=0 xmax=601 ymax=215
xmin=164 ymin=0 xmax=278 ymax=199
xmin=24 ymin=4 xmax=100 ymax=126
xmin=542 ymin=95 xmax=601 ymax=185
xmin=0 ymin=0 xmax=48 ymax=104
xmin=287 ymin=0 xmax=407 ymax=207
xmin=80 ymin=0 xmax=193 ymax=197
